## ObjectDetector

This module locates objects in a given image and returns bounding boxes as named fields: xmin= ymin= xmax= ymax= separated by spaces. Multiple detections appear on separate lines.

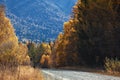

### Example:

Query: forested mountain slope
xmin=1 ymin=0 xmax=77 ymax=42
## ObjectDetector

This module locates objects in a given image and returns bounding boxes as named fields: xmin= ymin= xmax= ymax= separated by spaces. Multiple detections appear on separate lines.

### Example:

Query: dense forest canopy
xmin=52 ymin=0 xmax=120 ymax=67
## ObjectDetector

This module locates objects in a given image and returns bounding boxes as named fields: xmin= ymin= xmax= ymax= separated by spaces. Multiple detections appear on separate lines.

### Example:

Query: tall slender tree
xmin=0 ymin=5 xmax=19 ymax=67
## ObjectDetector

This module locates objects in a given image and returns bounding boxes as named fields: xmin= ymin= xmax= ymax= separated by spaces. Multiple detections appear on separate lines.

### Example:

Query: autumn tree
xmin=55 ymin=0 xmax=120 ymax=67
xmin=0 ymin=5 xmax=20 ymax=67
xmin=50 ymin=35 xmax=63 ymax=67
xmin=40 ymin=42 xmax=52 ymax=68
xmin=0 ymin=5 xmax=31 ymax=68
xmin=27 ymin=42 xmax=52 ymax=67
xmin=55 ymin=33 xmax=67 ymax=67
xmin=17 ymin=42 xmax=30 ymax=65
xmin=76 ymin=0 xmax=120 ymax=65
xmin=54 ymin=27 xmax=80 ymax=67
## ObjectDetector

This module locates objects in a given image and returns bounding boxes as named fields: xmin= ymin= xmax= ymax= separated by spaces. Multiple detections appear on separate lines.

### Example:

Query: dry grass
xmin=0 ymin=66 xmax=44 ymax=80
xmin=104 ymin=58 xmax=120 ymax=75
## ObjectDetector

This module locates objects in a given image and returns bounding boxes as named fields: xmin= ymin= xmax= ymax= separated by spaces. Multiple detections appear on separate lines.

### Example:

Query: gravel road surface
xmin=42 ymin=69 xmax=120 ymax=80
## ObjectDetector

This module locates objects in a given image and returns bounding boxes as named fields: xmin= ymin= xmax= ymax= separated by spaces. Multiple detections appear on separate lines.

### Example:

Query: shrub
xmin=104 ymin=57 xmax=120 ymax=73
xmin=0 ymin=66 xmax=44 ymax=80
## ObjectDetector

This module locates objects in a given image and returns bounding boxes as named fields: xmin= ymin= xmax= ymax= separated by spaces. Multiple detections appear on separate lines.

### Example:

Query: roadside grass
xmin=104 ymin=58 xmax=120 ymax=76
xmin=0 ymin=66 xmax=44 ymax=80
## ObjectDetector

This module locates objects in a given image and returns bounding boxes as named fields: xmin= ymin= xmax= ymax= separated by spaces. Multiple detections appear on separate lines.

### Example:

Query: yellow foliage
xmin=17 ymin=43 xmax=30 ymax=65
xmin=40 ymin=54 xmax=51 ymax=67
xmin=70 ymin=27 xmax=76 ymax=32
xmin=40 ymin=54 xmax=46 ymax=64
xmin=41 ymin=43 xmax=51 ymax=54
xmin=0 ymin=6 xmax=30 ymax=67
xmin=57 ymin=32 xmax=63 ymax=41
xmin=63 ymin=40 xmax=69 ymax=45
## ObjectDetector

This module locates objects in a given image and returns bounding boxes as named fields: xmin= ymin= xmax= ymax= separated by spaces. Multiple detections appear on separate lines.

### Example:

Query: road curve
xmin=42 ymin=69 xmax=120 ymax=80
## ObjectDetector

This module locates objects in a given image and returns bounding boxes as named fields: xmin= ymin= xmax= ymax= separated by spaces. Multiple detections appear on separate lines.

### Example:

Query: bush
xmin=0 ymin=66 xmax=44 ymax=80
xmin=104 ymin=57 xmax=120 ymax=73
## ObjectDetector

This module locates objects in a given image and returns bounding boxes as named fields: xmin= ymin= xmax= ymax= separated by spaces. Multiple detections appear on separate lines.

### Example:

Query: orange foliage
xmin=40 ymin=54 xmax=51 ymax=68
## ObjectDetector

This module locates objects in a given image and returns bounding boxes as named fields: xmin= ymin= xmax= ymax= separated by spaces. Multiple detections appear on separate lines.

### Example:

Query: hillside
xmin=3 ymin=0 xmax=77 ymax=42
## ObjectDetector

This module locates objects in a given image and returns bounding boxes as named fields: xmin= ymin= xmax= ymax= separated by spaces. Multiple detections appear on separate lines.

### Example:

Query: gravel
xmin=42 ymin=69 xmax=120 ymax=80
